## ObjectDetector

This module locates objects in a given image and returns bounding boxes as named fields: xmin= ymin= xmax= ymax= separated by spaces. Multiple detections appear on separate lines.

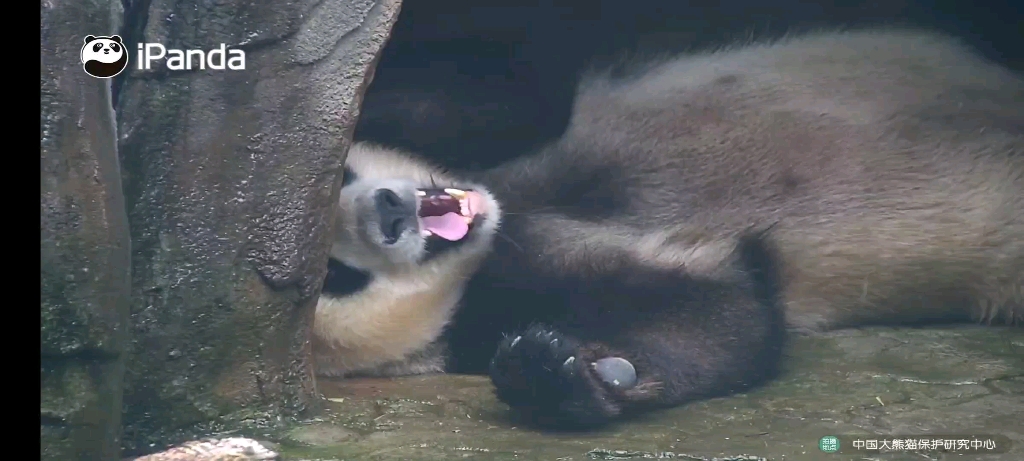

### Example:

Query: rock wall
xmin=40 ymin=0 xmax=402 ymax=458
xmin=115 ymin=0 xmax=401 ymax=454
xmin=41 ymin=1 xmax=130 ymax=459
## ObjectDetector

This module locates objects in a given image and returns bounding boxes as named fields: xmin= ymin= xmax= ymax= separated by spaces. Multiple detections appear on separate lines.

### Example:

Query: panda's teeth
xmin=444 ymin=188 xmax=466 ymax=199
xmin=415 ymin=190 xmax=427 ymax=197
xmin=459 ymin=199 xmax=469 ymax=216
xmin=421 ymin=229 xmax=433 ymax=237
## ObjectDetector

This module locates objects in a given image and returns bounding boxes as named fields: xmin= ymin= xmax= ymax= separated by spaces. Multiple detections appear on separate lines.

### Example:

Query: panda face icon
xmin=81 ymin=35 xmax=129 ymax=78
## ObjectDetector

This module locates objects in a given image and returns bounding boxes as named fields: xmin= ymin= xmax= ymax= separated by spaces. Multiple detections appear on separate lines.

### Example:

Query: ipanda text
xmin=137 ymin=43 xmax=245 ymax=71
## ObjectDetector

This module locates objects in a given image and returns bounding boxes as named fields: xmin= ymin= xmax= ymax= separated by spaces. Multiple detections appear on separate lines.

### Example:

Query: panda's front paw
xmin=488 ymin=324 xmax=620 ymax=427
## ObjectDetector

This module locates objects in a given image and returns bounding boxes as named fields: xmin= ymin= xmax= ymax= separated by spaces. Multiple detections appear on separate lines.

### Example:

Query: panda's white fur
xmin=313 ymin=144 xmax=501 ymax=377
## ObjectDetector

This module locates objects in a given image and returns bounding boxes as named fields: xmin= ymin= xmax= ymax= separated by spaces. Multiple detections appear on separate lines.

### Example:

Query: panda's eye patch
xmin=93 ymin=43 xmax=103 ymax=52
xmin=109 ymin=43 xmax=120 ymax=52
xmin=341 ymin=166 xmax=358 ymax=188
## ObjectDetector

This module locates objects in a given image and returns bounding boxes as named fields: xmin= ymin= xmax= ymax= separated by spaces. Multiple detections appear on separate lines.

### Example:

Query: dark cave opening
xmin=354 ymin=0 xmax=1023 ymax=170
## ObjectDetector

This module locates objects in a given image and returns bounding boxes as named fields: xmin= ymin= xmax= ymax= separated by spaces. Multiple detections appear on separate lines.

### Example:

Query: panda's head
xmin=331 ymin=143 xmax=502 ymax=275
xmin=81 ymin=35 xmax=128 ymax=78
xmin=82 ymin=35 xmax=124 ymax=64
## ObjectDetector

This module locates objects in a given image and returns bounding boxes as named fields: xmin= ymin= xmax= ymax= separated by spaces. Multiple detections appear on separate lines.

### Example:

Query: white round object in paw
xmin=594 ymin=357 xmax=637 ymax=390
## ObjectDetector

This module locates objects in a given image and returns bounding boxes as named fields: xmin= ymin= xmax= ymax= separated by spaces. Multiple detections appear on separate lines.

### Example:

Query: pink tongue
xmin=421 ymin=212 xmax=469 ymax=241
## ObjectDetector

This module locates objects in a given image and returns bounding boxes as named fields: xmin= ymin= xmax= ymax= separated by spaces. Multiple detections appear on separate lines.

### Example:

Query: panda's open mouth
xmin=416 ymin=188 xmax=486 ymax=241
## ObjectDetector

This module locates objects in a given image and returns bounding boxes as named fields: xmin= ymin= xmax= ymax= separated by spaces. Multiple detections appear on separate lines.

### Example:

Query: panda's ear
xmin=110 ymin=35 xmax=123 ymax=43
xmin=85 ymin=35 xmax=97 ymax=44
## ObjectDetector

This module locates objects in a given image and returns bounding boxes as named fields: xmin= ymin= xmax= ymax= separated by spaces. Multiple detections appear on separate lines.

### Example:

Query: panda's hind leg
xmin=488 ymin=231 xmax=786 ymax=428
xmin=489 ymin=323 xmax=666 ymax=427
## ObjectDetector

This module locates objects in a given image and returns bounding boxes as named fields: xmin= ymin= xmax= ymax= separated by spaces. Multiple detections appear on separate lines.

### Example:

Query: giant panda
xmin=316 ymin=28 xmax=1024 ymax=429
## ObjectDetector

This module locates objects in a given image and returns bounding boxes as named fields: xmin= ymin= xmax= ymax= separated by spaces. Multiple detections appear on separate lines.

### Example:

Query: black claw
xmin=561 ymin=356 xmax=576 ymax=377
xmin=489 ymin=325 xmax=618 ymax=427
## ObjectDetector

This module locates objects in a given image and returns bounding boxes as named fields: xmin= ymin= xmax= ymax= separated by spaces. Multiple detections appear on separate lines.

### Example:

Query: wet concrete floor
xmin=278 ymin=326 xmax=1022 ymax=461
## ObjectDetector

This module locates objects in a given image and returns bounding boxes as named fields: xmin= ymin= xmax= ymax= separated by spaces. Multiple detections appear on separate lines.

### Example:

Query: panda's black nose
xmin=374 ymin=188 xmax=416 ymax=244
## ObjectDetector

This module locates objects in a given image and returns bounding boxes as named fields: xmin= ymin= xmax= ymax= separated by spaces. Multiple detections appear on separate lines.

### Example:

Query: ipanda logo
xmin=81 ymin=35 xmax=129 ymax=78
xmin=81 ymin=34 xmax=246 ymax=78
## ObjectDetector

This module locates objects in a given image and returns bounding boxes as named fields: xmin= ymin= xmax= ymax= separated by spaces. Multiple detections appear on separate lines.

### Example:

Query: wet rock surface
xmin=40 ymin=1 xmax=130 ymax=459
xmin=279 ymin=326 xmax=1021 ymax=460
xmin=113 ymin=0 xmax=401 ymax=455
